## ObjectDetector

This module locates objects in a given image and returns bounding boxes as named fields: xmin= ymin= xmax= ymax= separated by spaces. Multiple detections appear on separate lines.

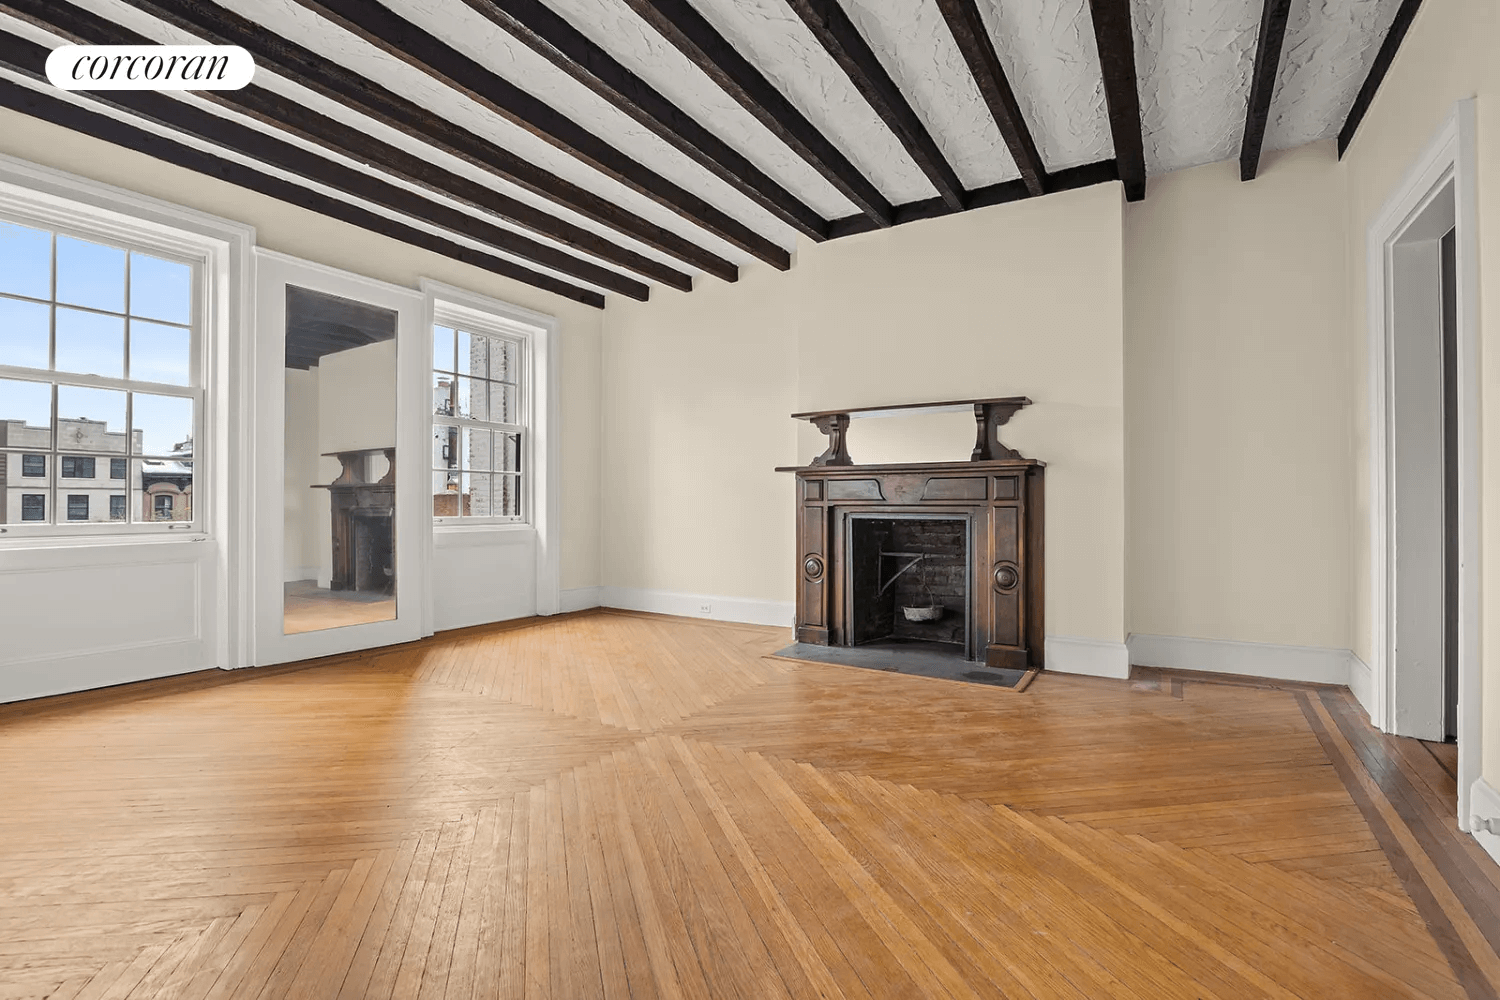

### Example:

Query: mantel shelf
xmin=790 ymin=397 xmax=1033 ymax=467
xmin=775 ymin=458 xmax=1043 ymax=473
xmin=790 ymin=396 xmax=1031 ymax=422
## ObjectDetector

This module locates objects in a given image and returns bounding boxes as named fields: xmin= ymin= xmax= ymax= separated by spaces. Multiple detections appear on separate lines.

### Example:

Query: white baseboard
xmin=1046 ymin=635 xmax=1130 ymax=678
xmin=1348 ymin=651 xmax=1375 ymax=717
xmin=559 ymin=587 xmax=602 ymax=613
xmin=1127 ymin=633 xmax=1356 ymax=686
xmin=1467 ymin=777 xmax=1500 ymax=867
xmin=1 ymin=640 xmax=209 ymax=705
xmin=283 ymin=566 xmax=318 ymax=584
xmin=599 ymin=586 xmax=794 ymax=628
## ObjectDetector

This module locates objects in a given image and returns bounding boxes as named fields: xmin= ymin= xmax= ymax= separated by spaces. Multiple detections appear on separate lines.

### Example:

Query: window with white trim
xmin=431 ymin=321 xmax=524 ymax=523
xmin=0 ymin=216 xmax=199 ymax=533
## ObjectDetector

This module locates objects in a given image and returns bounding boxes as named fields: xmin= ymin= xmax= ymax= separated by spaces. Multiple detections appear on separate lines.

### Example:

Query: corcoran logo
xmin=44 ymin=45 xmax=255 ymax=91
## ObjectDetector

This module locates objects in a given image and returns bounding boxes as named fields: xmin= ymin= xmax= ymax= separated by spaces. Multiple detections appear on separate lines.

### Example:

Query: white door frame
xmin=249 ymin=249 xmax=427 ymax=666
xmin=1367 ymin=99 xmax=1481 ymax=826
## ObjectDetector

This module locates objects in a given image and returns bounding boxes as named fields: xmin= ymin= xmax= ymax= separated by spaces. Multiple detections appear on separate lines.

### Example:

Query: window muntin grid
xmin=431 ymin=324 xmax=523 ymax=523
xmin=0 ymin=218 xmax=199 ymax=532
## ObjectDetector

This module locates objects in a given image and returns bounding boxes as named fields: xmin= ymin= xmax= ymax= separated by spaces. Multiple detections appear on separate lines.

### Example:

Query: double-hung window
xmin=431 ymin=321 xmax=524 ymax=523
xmin=0 ymin=216 xmax=199 ymax=532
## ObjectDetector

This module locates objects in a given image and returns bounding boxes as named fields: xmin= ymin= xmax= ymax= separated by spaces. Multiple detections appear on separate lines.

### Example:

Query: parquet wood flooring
xmin=2 ymin=609 xmax=1498 ymax=999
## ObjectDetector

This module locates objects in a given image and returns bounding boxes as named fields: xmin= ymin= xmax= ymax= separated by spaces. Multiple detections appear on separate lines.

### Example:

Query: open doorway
xmin=1388 ymin=183 xmax=1454 ymax=742
xmin=1369 ymin=100 xmax=1480 ymax=829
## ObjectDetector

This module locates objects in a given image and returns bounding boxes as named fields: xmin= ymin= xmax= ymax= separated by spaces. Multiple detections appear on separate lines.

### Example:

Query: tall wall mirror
xmin=281 ymin=285 xmax=399 ymax=634
xmin=255 ymin=251 xmax=426 ymax=666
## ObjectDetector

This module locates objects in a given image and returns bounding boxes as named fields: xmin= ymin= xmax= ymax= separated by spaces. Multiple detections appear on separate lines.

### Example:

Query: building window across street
xmin=0 ymin=217 xmax=199 ymax=531
xmin=431 ymin=323 xmax=524 ymax=522
xmin=154 ymin=493 xmax=173 ymax=520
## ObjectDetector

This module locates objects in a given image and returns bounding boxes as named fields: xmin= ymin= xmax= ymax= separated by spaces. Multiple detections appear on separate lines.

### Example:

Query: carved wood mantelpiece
xmin=313 ymin=448 xmax=396 ymax=592
xmin=776 ymin=458 xmax=1045 ymax=670
xmin=791 ymin=396 xmax=1032 ymax=466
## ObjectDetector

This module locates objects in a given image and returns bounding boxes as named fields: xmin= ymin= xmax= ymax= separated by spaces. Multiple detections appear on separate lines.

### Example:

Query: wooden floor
xmin=3 ymin=611 xmax=1499 ymax=999
xmin=282 ymin=580 xmax=397 ymax=635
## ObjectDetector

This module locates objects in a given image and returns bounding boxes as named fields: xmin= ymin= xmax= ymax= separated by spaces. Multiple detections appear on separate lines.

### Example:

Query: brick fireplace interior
xmin=849 ymin=516 xmax=970 ymax=657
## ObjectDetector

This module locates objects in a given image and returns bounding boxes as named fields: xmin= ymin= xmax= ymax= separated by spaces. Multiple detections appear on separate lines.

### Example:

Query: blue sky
xmin=0 ymin=221 xmax=193 ymax=457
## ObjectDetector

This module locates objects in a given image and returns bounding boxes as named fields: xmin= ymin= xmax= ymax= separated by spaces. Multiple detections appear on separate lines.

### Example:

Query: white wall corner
xmin=1467 ymin=776 xmax=1500 ymax=867
xmin=559 ymin=586 xmax=603 ymax=613
xmin=1046 ymin=635 xmax=1131 ymax=679
xmin=1126 ymin=633 xmax=1356 ymax=686
xmin=600 ymin=587 xmax=794 ymax=628
xmin=1347 ymin=651 xmax=1375 ymax=719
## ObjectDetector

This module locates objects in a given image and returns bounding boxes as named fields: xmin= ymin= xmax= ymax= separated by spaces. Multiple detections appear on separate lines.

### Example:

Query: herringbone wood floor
xmin=3 ymin=610 xmax=1499 ymax=999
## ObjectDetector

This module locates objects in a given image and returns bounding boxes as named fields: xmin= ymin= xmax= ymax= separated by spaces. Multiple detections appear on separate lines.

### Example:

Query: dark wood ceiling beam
xmin=290 ymin=0 xmax=790 ymax=270
xmin=0 ymin=79 xmax=605 ymax=307
xmin=1240 ymin=0 xmax=1292 ymax=181
xmin=783 ymin=0 xmax=965 ymax=211
xmin=826 ymin=159 xmax=1119 ymax=239
xmin=933 ymin=0 xmax=1046 ymax=197
xmin=619 ymin=0 xmax=892 ymax=228
xmin=1085 ymin=0 xmax=1146 ymax=202
xmin=0 ymin=0 xmax=693 ymax=292
xmin=453 ymin=0 xmax=833 ymax=240
xmin=1338 ymin=0 xmax=1425 ymax=158
xmin=0 ymin=26 xmax=648 ymax=299
xmin=114 ymin=0 xmax=738 ymax=283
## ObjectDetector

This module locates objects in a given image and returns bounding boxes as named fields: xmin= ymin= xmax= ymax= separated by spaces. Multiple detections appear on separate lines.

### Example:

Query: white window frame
xmin=420 ymin=279 xmax=561 ymax=618
xmin=430 ymin=316 xmax=528 ymax=527
xmin=0 ymin=182 xmax=219 ymax=541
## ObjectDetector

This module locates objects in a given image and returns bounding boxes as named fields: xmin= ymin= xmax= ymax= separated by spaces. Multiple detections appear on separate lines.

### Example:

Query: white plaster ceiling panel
xmin=207 ymin=0 xmax=782 ymax=261
xmin=835 ymin=0 xmax=1018 ymax=190
xmin=172 ymin=87 xmax=678 ymax=285
xmin=1266 ymin=0 xmax=1402 ymax=152
xmin=68 ymin=0 xmax=708 ymax=277
xmin=380 ymin=0 xmax=804 ymax=245
xmin=690 ymin=0 xmax=939 ymax=205
xmin=1133 ymin=0 xmax=1261 ymax=175
xmin=537 ymin=0 xmax=856 ymax=219
xmin=7 ymin=5 xmax=659 ymax=288
xmin=970 ymin=0 xmax=1113 ymax=172
xmin=0 ymin=63 xmax=623 ymax=297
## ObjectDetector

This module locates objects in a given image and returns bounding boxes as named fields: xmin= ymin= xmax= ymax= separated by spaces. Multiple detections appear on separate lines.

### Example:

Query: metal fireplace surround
xmin=777 ymin=397 xmax=1044 ymax=670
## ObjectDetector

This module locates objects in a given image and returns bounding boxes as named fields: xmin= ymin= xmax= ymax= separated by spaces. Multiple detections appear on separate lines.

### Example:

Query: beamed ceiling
xmin=0 ymin=0 xmax=1420 ymax=308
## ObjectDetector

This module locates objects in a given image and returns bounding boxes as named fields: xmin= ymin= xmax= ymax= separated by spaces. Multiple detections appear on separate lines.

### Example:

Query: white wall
xmin=0 ymin=107 xmax=606 ymax=596
xmin=602 ymin=183 xmax=1127 ymax=652
xmin=1123 ymin=141 xmax=1353 ymax=652
xmin=1335 ymin=0 xmax=1500 ymax=780
xmin=282 ymin=368 xmax=321 ymax=581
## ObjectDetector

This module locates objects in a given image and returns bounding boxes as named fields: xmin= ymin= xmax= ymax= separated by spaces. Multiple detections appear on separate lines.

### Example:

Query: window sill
xmin=0 ymin=529 xmax=209 ymax=551
xmin=433 ymin=522 xmax=534 ymax=547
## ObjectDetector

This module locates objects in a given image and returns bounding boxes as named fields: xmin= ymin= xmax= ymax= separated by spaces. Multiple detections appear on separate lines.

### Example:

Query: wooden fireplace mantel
xmin=790 ymin=396 xmax=1032 ymax=466
xmin=777 ymin=457 xmax=1044 ymax=670
xmin=312 ymin=448 xmax=396 ymax=593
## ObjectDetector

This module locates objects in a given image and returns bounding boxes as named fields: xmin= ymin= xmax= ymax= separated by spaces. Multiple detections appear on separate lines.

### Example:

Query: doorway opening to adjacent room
xmin=1368 ymin=100 xmax=1480 ymax=827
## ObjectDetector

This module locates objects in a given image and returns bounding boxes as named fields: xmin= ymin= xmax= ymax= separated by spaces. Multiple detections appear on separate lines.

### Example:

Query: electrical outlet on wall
xmin=698 ymin=603 xmax=713 ymax=616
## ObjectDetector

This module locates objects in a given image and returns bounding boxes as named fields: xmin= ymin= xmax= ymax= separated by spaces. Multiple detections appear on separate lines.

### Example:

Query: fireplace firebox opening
xmin=351 ymin=511 xmax=395 ymax=594
xmin=848 ymin=515 xmax=970 ymax=659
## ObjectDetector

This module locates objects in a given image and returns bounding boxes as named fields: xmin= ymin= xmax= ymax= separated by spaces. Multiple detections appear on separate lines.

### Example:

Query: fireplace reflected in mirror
xmin=282 ymin=284 xmax=399 ymax=635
